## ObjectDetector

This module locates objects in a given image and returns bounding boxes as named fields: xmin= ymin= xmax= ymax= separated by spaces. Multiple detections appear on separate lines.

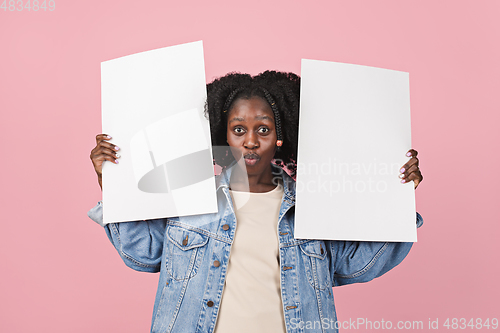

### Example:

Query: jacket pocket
xmin=166 ymin=226 xmax=209 ymax=281
xmin=299 ymin=240 xmax=331 ymax=290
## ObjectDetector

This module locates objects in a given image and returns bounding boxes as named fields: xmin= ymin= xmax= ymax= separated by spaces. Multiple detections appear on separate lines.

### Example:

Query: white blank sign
xmin=101 ymin=41 xmax=217 ymax=224
xmin=294 ymin=59 xmax=417 ymax=242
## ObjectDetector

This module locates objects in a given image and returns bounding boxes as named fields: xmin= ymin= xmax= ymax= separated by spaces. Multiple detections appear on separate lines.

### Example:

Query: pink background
xmin=1 ymin=0 xmax=499 ymax=332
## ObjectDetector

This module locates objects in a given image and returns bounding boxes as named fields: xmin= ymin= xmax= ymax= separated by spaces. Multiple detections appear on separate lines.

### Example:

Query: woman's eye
xmin=234 ymin=127 xmax=245 ymax=134
xmin=258 ymin=127 xmax=270 ymax=134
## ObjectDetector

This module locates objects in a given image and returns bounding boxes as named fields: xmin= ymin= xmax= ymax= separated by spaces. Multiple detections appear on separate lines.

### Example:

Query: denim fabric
xmin=88 ymin=164 xmax=423 ymax=333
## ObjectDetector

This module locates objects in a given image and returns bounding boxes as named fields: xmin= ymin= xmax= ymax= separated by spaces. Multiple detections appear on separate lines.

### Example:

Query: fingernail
xmin=399 ymin=173 xmax=405 ymax=179
xmin=106 ymin=135 xmax=112 ymax=139
xmin=114 ymin=146 xmax=120 ymax=151
xmin=406 ymin=152 xmax=411 ymax=157
xmin=401 ymin=179 xmax=405 ymax=183
xmin=400 ymin=168 xmax=405 ymax=173
xmin=115 ymin=160 xmax=119 ymax=164
xmin=115 ymin=154 xmax=121 ymax=158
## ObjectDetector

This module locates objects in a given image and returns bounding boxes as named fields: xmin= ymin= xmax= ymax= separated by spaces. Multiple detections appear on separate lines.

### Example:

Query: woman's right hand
xmin=90 ymin=134 xmax=120 ymax=189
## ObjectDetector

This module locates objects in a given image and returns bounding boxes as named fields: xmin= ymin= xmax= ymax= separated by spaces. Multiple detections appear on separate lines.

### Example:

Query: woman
xmin=88 ymin=71 xmax=423 ymax=333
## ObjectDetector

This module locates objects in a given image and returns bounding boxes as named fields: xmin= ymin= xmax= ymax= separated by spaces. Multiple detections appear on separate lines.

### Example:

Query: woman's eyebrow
xmin=228 ymin=117 xmax=245 ymax=124
xmin=254 ymin=115 xmax=273 ymax=121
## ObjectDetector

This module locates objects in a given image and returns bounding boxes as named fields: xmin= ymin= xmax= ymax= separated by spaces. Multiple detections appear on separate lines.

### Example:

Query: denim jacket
xmin=88 ymin=164 xmax=423 ymax=333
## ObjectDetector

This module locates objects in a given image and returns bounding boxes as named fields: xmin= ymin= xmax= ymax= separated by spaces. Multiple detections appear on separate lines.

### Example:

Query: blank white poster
xmin=295 ymin=59 xmax=417 ymax=242
xmin=101 ymin=41 xmax=217 ymax=224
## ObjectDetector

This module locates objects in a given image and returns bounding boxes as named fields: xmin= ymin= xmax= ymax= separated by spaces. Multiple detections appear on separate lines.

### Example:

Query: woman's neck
xmin=229 ymin=163 xmax=276 ymax=193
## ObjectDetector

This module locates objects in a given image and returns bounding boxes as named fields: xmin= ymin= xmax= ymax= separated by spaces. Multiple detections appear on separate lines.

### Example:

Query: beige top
xmin=214 ymin=184 xmax=286 ymax=333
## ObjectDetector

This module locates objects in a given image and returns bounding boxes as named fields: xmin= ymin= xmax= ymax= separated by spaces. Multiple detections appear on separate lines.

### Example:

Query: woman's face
xmin=226 ymin=96 xmax=277 ymax=177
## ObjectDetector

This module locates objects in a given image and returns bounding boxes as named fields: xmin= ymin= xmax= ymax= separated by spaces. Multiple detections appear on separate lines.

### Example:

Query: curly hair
xmin=204 ymin=70 xmax=300 ymax=176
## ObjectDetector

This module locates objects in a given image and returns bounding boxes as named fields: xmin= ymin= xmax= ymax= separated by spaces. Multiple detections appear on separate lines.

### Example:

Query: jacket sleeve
xmin=330 ymin=212 xmax=423 ymax=286
xmin=87 ymin=201 xmax=167 ymax=273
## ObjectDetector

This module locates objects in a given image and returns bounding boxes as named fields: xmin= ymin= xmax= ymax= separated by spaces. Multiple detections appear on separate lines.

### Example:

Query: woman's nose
xmin=244 ymin=132 xmax=259 ymax=149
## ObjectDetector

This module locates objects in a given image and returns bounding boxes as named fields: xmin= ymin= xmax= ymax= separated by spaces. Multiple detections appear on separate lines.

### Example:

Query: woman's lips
xmin=244 ymin=153 xmax=260 ymax=166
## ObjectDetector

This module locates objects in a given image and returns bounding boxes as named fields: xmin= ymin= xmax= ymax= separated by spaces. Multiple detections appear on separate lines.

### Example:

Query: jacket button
xmin=213 ymin=260 xmax=220 ymax=267
xmin=207 ymin=301 xmax=214 ymax=307
xmin=222 ymin=224 xmax=230 ymax=231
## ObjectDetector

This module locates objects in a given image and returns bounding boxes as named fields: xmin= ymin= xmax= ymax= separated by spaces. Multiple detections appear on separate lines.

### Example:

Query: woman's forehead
xmin=228 ymin=96 xmax=274 ymax=120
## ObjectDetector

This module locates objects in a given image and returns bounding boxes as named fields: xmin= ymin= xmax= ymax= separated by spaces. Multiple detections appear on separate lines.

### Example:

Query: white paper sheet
xmin=101 ymin=41 xmax=217 ymax=224
xmin=295 ymin=59 xmax=416 ymax=242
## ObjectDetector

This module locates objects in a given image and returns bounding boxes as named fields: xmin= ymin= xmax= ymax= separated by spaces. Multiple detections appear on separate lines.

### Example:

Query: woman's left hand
xmin=399 ymin=149 xmax=423 ymax=189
